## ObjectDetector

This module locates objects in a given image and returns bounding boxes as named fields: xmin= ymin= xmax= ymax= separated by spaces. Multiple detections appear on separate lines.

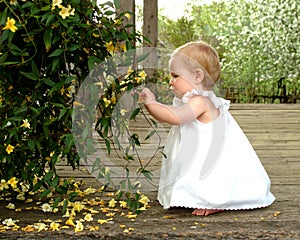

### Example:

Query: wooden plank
xmin=57 ymin=104 xmax=300 ymax=200
xmin=230 ymin=103 xmax=300 ymax=110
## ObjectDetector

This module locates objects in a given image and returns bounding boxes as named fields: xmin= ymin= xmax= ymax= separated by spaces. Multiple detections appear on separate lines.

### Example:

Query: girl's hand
xmin=139 ymin=87 xmax=156 ymax=104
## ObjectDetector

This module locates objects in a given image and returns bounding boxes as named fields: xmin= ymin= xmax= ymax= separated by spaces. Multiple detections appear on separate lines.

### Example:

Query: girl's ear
xmin=195 ymin=69 xmax=204 ymax=84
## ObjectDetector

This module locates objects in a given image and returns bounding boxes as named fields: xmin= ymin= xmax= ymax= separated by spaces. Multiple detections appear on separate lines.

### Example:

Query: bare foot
xmin=192 ymin=208 xmax=224 ymax=216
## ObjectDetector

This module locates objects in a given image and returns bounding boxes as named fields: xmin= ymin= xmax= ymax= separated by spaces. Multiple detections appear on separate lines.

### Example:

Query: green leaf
xmin=52 ymin=197 xmax=61 ymax=209
xmin=43 ymin=29 xmax=52 ymax=52
xmin=131 ymin=133 xmax=140 ymax=146
xmin=141 ymin=169 xmax=153 ymax=181
xmin=41 ymin=5 xmax=51 ymax=11
xmin=48 ymin=49 xmax=64 ymax=57
xmin=0 ymin=61 xmax=20 ymax=65
xmin=43 ymin=125 xmax=49 ymax=138
xmin=145 ymin=130 xmax=156 ymax=140
xmin=113 ymin=0 xmax=120 ymax=9
xmin=14 ymin=106 xmax=27 ymax=115
xmin=0 ymin=7 xmax=8 ymax=26
xmin=10 ymin=44 xmax=23 ymax=56
xmin=129 ymin=108 xmax=140 ymax=120
xmin=58 ymin=107 xmax=67 ymax=120
xmin=33 ymin=182 xmax=42 ymax=191
xmin=46 ymin=14 xmax=56 ymax=26
xmin=105 ymin=139 xmax=111 ymax=155
xmin=104 ymin=10 xmax=115 ymax=15
xmin=137 ymin=52 xmax=151 ymax=62
xmin=88 ymin=56 xmax=101 ymax=72
xmin=0 ymin=52 xmax=8 ymax=64
xmin=22 ymin=1 xmax=33 ymax=8
xmin=51 ymin=57 xmax=60 ymax=72
xmin=19 ymin=71 xmax=39 ymax=80
xmin=1 ymin=29 xmax=10 ymax=42
xmin=62 ymin=199 xmax=68 ymax=214
xmin=40 ymin=188 xmax=51 ymax=198
xmin=44 ymin=171 xmax=53 ymax=181
xmin=31 ymin=61 xmax=39 ymax=78
xmin=52 ymin=175 xmax=59 ymax=188
xmin=28 ymin=140 xmax=35 ymax=150
xmin=43 ymin=78 xmax=55 ymax=87
xmin=58 ymin=17 xmax=68 ymax=28
xmin=68 ymin=44 xmax=80 ymax=51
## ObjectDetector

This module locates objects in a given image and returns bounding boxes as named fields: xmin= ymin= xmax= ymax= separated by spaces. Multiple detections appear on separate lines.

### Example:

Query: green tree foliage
xmin=158 ymin=16 xmax=196 ymax=48
xmin=158 ymin=0 xmax=300 ymax=102
xmin=214 ymin=0 xmax=300 ymax=102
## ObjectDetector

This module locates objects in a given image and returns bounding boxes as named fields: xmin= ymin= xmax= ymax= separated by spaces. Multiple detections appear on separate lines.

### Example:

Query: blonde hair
xmin=171 ymin=41 xmax=221 ymax=89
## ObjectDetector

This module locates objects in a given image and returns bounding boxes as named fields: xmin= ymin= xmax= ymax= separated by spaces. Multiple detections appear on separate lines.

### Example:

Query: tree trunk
xmin=143 ymin=0 xmax=158 ymax=47
xmin=142 ymin=0 xmax=158 ymax=80
xmin=120 ymin=0 xmax=135 ymax=30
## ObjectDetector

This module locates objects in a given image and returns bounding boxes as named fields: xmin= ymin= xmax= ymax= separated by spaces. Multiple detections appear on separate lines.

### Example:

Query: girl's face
xmin=169 ymin=57 xmax=196 ymax=98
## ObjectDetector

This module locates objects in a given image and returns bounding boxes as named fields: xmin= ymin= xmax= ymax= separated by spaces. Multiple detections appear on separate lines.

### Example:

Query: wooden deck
xmin=58 ymin=103 xmax=300 ymax=189
xmin=54 ymin=103 xmax=300 ymax=238
xmin=1 ymin=104 xmax=299 ymax=239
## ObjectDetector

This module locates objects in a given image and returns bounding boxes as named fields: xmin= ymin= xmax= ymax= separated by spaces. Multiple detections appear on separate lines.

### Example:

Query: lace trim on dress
xmin=181 ymin=89 xmax=230 ymax=111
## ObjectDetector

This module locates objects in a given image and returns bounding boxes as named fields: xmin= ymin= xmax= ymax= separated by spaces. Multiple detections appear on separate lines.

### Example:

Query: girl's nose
xmin=169 ymin=78 xmax=174 ymax=86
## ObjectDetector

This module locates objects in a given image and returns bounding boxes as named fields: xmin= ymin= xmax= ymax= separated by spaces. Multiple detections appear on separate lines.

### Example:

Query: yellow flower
xmin=105 ymin=41 xmax=115 ymax=52
xmin=59 ymin=6 xmax=70 ymax=19
xmin=16 ymin=193 xmax=25 ymax=201
xmin=3 ymin=17 xmax=18 ymax=32
xmin=126 ymin=212 xmax=137 ymax=219
xmin=97 ymin=219 xmax=108 ymax=224
xmin=6 ymin=144 xmax=15 ymax=154
xmin=0 ymin=179 xmax=9 ymax=191
xmin=58 ymin=5 xmax=75 ymax=20
xmin=114 ymin=19 xmax=122 ymax=25
xmin=65 ymin=217 xmax=75 ymax=226
xmin=117 ymin=43 xmax=127 ymax=51
xmin=139 ymin=194 xmax=150 ymax=206
xmin=6 ymin=203 xmax=15 ymax=210
xmin=9 ymin=0 xmax=18 ymax=6
xmin=34 ymin=222 xmax=48 ymax=232
xmin=102 ymin=97 xmax=111 ymax=108
xmin=111 ymin=95 xmax=116 ymax=104
xmin=119 ymin=224 xmax=126 ymax=229
xmin=49 ymin=221 xmax=60 ymax=231
xmin=124 ymin=13 xmax=131 ymax=19
xmin=83 ymin=186 xmax=96 ymax=195
xmin=41 ymin=203 xmax=52 ymax=212
xmin=89 ymin=226 xmax=99 ymax=231
xmin=2 ymin=218 xmax=17 ymax=227
xmin=134 ymin=76 xmax=141 ymax=84
xmin=72 ymin=201 xmax=85 ymax=212
xmin=108 ymin=198 xmax=116 ymax=208
xmin=51 ymin=0 xmax=62 ymax=10
xmin=138 ymin=70 xmax=147 ymax=80
xmin=67 ymin=5 xmax=75 ymax=16
xmin=125 ymin=67 xmax=134 ymax=79
xmin=7 ymin=177 xmax=18 ymax=188
xmin=74 ymin=220 xmax=84 ymax=232
xmin=119 ymin=201 xmax=127 ymax=208
xmin=92 ymin=32 xmax=100 ymax=38
xmin=137 ymin=206 xmax=147 ymax=211
xmin=20 ymin=119 xmax=30 ymax=129
xmin=84 ymin=213 xmax=93 ymax=222
xmin=120 ymin=109 xmax=128 ymax=116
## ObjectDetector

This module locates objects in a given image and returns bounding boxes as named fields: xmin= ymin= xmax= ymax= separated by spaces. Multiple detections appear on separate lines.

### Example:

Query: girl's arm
xmin=139 ymin=88 xmax=207 ymax=125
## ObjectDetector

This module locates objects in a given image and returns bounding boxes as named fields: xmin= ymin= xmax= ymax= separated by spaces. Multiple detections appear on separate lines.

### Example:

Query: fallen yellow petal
xmin=273 ymin=211 xmax=281 ymax=217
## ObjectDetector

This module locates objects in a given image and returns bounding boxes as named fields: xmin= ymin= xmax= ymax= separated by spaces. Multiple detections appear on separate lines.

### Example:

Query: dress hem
xmin=162 ymin=200 xmax=275 ymax=211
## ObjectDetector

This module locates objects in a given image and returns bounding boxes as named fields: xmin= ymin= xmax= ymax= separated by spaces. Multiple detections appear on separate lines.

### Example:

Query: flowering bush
xmin=0 ymin=0 xmax=146 ymax=212
xmin=214 ymin=0 xmax=300 ymax=102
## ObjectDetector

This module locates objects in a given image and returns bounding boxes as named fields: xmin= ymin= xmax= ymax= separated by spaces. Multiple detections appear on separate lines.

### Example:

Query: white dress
xmin=157 ymin=89 xmax=275 ymax=210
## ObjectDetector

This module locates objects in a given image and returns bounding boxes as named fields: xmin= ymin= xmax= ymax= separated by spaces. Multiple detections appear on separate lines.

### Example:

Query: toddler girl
xmin=139 ymin=41 xmax=275 ymax=216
